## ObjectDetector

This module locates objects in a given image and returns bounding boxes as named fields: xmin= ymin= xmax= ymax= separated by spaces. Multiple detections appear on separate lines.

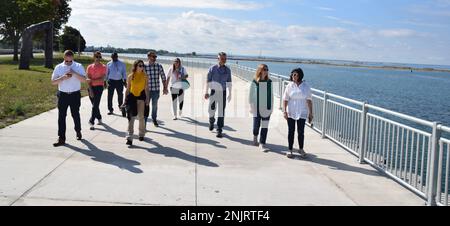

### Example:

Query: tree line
xmin=0 ymin=0 xmax=75 ymax=61
xmin=85 ymin=45 xmax=197 ymax=57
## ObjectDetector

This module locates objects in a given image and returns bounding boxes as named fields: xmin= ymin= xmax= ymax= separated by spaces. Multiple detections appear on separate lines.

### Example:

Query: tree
xmin=52 ymin=0 xmax=72 ymax=50
xmin=0 ymin=0 xmax=71 ymax=61
xmin=59 ymin=26 xmax=85 ymax=52
xmin=32 ymin=0 xmax=72 ymax=51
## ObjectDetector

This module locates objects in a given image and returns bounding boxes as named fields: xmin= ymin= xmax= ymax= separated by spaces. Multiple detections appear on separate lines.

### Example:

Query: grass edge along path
xmin=0 ymin=54 xmax=132 ymax=129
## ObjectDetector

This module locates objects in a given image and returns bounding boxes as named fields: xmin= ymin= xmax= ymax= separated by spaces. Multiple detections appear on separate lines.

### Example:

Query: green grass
xmin=0 ymin=54 xmax=128 ymax=129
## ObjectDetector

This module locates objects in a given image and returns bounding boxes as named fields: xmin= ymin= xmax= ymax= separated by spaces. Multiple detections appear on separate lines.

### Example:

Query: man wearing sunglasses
xmin=144 ymin=51 xmax=168 ymax=127
xmin=51 ymin=50 xmax=87 ymax=147
xmin=106 ymin=52 xmax=127 ymax=117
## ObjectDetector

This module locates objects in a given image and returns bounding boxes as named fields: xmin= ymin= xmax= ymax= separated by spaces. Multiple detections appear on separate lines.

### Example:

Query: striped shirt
xmin=144 ymin=62 xmax=166 ymax=91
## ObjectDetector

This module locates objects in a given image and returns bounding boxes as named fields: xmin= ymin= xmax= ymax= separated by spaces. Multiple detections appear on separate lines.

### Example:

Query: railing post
xmin=321 ymin=92 xmax=328 ymax=138
xmin=427 ymin=122 xmax=442 ymax=206
xmin=358 ymin=102 xmax=368 ymax=164
xmin=279 ymin=79 xmax=284 ymax=110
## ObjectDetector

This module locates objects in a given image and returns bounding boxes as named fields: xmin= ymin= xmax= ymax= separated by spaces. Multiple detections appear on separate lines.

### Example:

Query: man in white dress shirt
xmin=51 ymin=50 xmax=87 ymax=147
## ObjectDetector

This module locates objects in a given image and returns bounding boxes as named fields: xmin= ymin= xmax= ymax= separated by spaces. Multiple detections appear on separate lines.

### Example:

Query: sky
xmin=66 ymin=0 xmax=450 ymax=65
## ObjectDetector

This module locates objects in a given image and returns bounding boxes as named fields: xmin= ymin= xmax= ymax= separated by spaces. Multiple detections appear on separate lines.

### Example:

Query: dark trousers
xmin=107 ymin=79 xmax=124 ymax=112
xmin=171 ymin=88 xmax=184 ymax=112
xmin=208 ymin=90 xmax=227 ymax=133
xmin=287 ymin=118 xmax=306 ymax=150
xmin=89 ymin=86 xmax=104 ymax=123
xmin=253 ymin=115 xmax=271 ymax=144
xmin=145 ymin=91 xmax=160 ymax=122
xmin=57 ymin=91 xmax=81 ymax=140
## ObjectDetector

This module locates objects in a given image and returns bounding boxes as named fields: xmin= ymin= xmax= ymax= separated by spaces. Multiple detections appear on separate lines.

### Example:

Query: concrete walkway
xmin=0 ymin=63 xmax=424 ymax=206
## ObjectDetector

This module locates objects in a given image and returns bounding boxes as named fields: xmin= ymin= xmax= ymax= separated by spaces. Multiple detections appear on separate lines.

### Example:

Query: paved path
xmin=0 ymin=63 xmax=424 ymax=206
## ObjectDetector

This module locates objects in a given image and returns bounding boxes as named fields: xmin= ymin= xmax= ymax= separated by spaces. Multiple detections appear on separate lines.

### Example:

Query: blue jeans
xmin=208 ymin=90 xmax=226 ymax=133
xmin=253 ymin=115 xmax=271 ymax=144
xmin=145 ymin=91 xmax=160 ymax=122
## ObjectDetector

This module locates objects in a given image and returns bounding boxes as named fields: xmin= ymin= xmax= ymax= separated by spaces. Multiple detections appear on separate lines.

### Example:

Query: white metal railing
xmin=112 ymin=54 xmax=449 ymax=206
xmin=437 ymin=126 xmax=450 ymax=206
xmin=228 ymin=59 xmax=449 ymax=206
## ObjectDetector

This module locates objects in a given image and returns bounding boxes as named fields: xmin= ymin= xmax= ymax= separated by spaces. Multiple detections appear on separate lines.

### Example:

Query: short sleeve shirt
xmin=87 ymin=63 xmax=107 ymax=87
xmin=283 ymin=81 xmax=313 ymax=120
xmin=51 ymin=61 xmax=86 ymax=93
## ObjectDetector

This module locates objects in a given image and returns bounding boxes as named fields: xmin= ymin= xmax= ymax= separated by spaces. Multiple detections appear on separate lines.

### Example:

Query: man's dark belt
xmin=59 ymin=90 xmax=81 ymax=95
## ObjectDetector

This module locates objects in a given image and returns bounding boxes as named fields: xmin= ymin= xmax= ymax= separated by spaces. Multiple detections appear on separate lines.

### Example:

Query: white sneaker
xmin=260 ymin=144 xmax=269 ymax=152
xmin=173 ymin=116 xmax=178 ymax=120
xmin=179 ymin=110 xmax=183 ymax=117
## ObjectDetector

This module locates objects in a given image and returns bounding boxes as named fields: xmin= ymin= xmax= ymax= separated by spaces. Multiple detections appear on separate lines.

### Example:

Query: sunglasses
xmin=138 ymin=64 xmax=144 ymax=68
xmin=65 ymin=60 xmax=73 ymax=63
xmin=263 ymin=68 xmax=269 ymax=71
xmin=95 ymin=56 xmax=102 ymax=59
xmin=149 ymin=55 xmax=157 ymax=59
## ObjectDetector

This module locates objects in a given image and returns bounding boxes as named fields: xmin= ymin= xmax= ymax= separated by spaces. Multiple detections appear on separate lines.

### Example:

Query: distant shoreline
xmin=85 ymin=51 xmax=450 ymax=73
xmin=216 ymin=56 xmax=450 ymax=73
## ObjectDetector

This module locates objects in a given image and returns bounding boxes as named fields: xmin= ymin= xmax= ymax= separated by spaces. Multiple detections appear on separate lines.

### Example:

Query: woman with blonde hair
xmin=123 ymin=60 xmax=150 ymax=146
xmin=249 ymin=64 xmax=274 ymax=151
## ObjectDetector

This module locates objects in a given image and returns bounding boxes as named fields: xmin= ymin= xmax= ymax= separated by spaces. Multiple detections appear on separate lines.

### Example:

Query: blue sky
xmin=68 ymin=0 xmax=450 ymax=65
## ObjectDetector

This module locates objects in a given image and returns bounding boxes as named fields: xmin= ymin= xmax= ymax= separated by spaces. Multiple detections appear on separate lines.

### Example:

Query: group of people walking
xmin=51 ymin=50 xmax=314 ymax=158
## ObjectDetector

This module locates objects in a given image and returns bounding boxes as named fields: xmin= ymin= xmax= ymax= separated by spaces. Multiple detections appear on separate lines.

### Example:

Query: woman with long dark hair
xmin=86 ymin=51 xmax=106 ymax=130
xmin=282 ymin=68 xmax=314 ymax=158
xmin=123 ymin=60 xmax=150 ymax=146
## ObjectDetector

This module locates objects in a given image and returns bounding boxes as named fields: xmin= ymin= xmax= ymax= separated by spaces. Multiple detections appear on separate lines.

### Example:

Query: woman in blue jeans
xmin=249 ymin=64 xmax=274 ymax=152
xmin=283 ymin=68 xmax=314 ymax=158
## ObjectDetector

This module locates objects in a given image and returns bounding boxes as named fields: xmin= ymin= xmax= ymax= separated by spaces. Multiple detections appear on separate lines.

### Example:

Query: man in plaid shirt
xmin=145 ymin=51 xmax=168 ymax=127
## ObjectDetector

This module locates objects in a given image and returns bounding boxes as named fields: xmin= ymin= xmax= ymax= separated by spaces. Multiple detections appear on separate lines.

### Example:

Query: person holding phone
xmin=86 ymin=51 xmax=107 ymax=130
xmin=51 ymin=50 xmax=86 ymax=147
xmin=282 ymin=68 xmax=314 ymax=158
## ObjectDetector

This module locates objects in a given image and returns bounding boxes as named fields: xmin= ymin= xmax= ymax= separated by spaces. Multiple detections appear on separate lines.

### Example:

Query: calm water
xmin=118 ymin=53 xmax=450 ymax=127
xmin=236 ymin=60 xmax=450 ymax=127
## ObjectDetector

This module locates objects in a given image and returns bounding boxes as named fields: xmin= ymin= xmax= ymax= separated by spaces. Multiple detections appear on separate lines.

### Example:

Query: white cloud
xmin=316 ymin=7 xmax=335 ymax=11
xmin=378 ymin=29 xmax=417 ymax=38
xmin=71 ymin=0 xmax=264 ymax=10
xmin=66 ymin=1 xmax=450 ymax=65
xmin=325 ymin=16 xmax=361 ymax=26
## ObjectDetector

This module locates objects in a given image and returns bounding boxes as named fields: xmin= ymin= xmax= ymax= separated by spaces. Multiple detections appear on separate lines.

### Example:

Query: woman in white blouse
xmin=282 ymin=68 xmax=314 ymax=158
xmin=166 ymin=58 xmax=188 ymax=120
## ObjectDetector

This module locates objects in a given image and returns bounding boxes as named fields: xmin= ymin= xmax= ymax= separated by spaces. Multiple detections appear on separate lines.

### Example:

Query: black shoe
xmin=126 ymin=139 xmax=132 ymax=146
xmin=89 ymin=121 xmax=95 ymax=130
xmin=108 ymin=111 xmax=113 ymax=115
xmin=153 ymin=121 xmax=159 ymax=127
xmin=139 ymin=137 xmax=144 ymax=141
xmin=121 ymin=108 xmax=126 ymax=117
xmin=53 ymin=138 xmax=65 ymax=147
xmin=76 ymin=132 xmax=82 ymax=140
xmin=209 ymin=123 xmax=214 ymax=131
xmin=216 ymin=132 xmax=223 ymax=138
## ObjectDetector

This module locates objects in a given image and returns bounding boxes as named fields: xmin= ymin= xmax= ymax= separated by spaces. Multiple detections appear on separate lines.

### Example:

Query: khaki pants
xmin=127 ymin=100 xmax=146 ymax=140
